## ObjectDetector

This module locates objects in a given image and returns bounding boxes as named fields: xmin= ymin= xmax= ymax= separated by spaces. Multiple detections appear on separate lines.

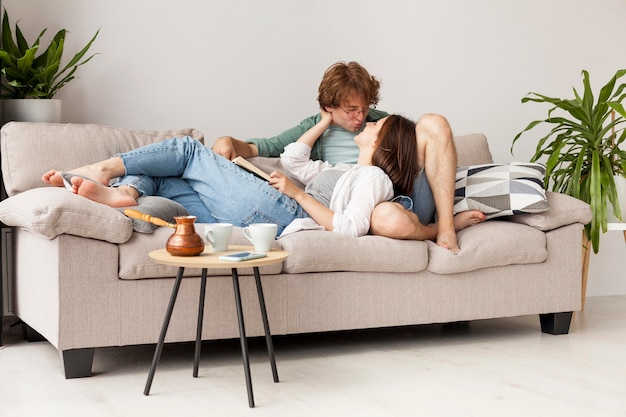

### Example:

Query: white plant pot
xmin=607 ymin=175 xmax=626 ymax=223
xmin=1 ymin=99 xmax=62 ymax=123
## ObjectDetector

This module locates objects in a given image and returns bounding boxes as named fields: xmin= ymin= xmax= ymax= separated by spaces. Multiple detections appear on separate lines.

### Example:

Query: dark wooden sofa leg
xmin=22 ymin=322 xmax=46 ymax=342
xmin=62 ymin=348 xmax=95 ymax=378
xmin=539 ymin=312 xmax=573 ymax=335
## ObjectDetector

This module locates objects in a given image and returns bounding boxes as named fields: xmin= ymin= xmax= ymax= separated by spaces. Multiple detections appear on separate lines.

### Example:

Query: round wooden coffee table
xmin=144 ymin=246 xmax=288 ymax=408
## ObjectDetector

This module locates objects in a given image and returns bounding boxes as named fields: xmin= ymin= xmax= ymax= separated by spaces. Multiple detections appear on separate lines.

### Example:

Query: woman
xmin=42 ymin=111 xmax=419 ymax=237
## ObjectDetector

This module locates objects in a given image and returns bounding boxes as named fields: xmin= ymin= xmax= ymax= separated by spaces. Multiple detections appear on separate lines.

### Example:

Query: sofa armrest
xmin=507 ymin=191 xmax=592 ymax=231
xmin=0 ymin=187 xmax=133 ymax=243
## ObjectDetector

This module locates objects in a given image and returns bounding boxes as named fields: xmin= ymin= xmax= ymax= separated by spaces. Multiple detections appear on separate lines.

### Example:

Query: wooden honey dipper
xmin=123 ymin=209 xmax=177 ymax=228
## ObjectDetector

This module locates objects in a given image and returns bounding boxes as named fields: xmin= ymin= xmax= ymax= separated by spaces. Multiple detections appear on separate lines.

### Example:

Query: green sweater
xmin=247 ymin=109 xmax=389 ymax=161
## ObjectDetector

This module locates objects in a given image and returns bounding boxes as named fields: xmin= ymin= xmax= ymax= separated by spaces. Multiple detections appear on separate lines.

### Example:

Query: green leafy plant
xmin=0 ymin=8 xmax=99 ymax=99
xmin=511 ymin=69 xmax=626 ymax=253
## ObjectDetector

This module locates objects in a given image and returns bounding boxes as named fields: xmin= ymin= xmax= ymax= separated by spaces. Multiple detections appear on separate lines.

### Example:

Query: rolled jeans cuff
xmin=391 ymin=195 xmax=414 ymax=211
xmin=111 ymin=174 xmax=153 ymax=197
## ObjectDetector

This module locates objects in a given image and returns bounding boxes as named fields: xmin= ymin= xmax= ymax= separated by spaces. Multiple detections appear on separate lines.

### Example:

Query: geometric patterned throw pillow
xmin=454 ymin=163 xmax=550 ymax=219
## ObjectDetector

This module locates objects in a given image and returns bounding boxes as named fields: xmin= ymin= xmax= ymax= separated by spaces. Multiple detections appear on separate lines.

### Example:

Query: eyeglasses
xmin=340 ymin=107 xmax=372 ymax=119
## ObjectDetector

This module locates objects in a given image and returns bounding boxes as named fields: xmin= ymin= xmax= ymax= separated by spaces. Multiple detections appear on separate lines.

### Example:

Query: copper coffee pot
xmin=124 ymin=209 xmax=204 ymax=256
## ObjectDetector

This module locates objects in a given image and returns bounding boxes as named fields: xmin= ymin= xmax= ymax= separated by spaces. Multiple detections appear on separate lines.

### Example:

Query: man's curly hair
xmin=317 ymin=61 xmax=381 ymax=109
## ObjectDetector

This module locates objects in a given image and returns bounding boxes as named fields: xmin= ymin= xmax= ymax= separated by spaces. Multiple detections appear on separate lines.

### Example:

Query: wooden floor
xmin=1 ymin=295 xmax=625 ymax=417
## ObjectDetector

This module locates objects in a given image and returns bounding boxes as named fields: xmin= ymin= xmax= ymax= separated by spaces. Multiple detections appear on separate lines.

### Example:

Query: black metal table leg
xmin=144 ymin=266 xmax=185 ymax=396
xmin=193 ymin=268 xmax=208 ymax=377
xmin=253 ymin=267 xmax=279 ymax=383
xmin=231 ymin=268 xmax=255 ymax=408
xmin=143 ymin=259 xmax=280 ymax=408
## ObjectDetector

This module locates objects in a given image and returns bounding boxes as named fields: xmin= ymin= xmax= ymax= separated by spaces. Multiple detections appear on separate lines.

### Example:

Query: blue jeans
xmin=391 ymin=170 xmax=436 ymax=225
xmin=112 ymin=137 xmax=309 ymax=234
xmin=116 ymin=175 xmax=218 ymax=223
xmin=411 ymin=170 xmax=436 ymax=225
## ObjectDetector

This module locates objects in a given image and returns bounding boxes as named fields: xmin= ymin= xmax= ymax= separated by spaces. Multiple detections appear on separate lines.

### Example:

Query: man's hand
xmin=212 ymin=136 xmax=238 ymax=160
xmin=212 ymin=136 xmax=258 ymax=160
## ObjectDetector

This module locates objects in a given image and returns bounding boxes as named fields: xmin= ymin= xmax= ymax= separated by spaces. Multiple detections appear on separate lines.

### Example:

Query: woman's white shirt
xmin=280 ymin=142 xmax=393 ymax=237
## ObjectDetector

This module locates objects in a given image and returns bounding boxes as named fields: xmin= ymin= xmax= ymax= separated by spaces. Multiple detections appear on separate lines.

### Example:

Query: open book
xmin=233 ymin=156 xmax=271 ymax=181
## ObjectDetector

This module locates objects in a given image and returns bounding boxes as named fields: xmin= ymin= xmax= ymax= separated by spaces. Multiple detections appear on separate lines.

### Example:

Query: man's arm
xmin=248 ymin=110 xmax=388 ymax=158
xmin=212 ymin=109 xmax=388 ymax=161
xmin=246 ymin=114 xmax=320 ymax=157
xmin=212 ymin=114 xmax=320 ymax=160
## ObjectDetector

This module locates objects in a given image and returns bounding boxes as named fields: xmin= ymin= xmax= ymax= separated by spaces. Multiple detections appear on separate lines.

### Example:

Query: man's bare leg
xmin=42 ymin=156 xmax=126 ymax=187
xmin=415 ymin=114 xmax=461 ymax=251
xmin=452 ymin=210 xmax=486 ymax=233
xmin=368 ymin=113 xmax=482 ymax=250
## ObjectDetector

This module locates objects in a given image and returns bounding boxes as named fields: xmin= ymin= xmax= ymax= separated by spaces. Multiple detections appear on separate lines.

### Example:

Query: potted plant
xmin=0 ymin=8 xmax=99 ymax=122
xmin=511 ymin=69 xmax=626 ymax=254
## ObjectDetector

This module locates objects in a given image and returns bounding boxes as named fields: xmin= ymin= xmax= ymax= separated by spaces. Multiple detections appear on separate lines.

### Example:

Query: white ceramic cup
xmin=242 ymin=223 xmax=277 ymax=252
xmin=204 ymin=223 xmax=233 ymax=252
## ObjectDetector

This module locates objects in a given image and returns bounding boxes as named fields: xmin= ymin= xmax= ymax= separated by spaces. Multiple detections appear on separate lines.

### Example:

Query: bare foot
xmin=436 ymin=210 xmax=486 ymax=252
xmin=436 ymin=230 xmax=460 ymax=252
xmin=454 ymin=210 xmax=486 ymax=231
xmin=72 ymin=176 xmax=137 ymax=207
xmin=42 ymin=165 xmax=113 ymax=187
xmin=42 ymin=170 xmax=67 ymax=187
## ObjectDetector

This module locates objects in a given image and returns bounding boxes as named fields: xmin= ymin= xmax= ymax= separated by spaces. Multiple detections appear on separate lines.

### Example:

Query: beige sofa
xmin=0 ymin=122 xmax=592 ymax=378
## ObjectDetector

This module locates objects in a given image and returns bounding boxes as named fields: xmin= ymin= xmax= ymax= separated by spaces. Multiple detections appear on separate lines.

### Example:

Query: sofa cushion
xmin=278 ymin=230 xmax=429 ymax=274
xmin=506 ymin=191 xmax=592 ymax=231
xmin=0 ymin=187 xmax=133 ymax=243
xmin=119 ymin=196 xmax=189 ymax=233
xmin=118 ymin=227 xmax=282 ymax=279
xmin=427 ymin=220 xmax=547 ymax=274
xmin=454 ymin=163 xmax=549 ymax=219
xmin=453 ymin=133 xmax=494 ymax=166
xmin=0 ymin=189 xmax=192 ymax=242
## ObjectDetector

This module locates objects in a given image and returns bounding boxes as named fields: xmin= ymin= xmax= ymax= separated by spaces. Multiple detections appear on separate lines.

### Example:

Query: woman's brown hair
xmin=317 ymin=61 xmax=381 ymax=109
xmin=372 ymin=115 xmax=419 ymax=196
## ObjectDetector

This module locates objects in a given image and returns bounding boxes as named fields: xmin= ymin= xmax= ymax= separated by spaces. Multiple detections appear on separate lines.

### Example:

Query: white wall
xmin=4 ymin=0 xmax=626 ymax=296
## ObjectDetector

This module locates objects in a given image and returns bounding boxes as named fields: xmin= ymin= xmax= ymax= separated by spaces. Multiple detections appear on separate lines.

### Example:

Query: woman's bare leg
xmin=70 ymin=177 xmax=139 ymax=207
xmin=370 ymin=202 xmax=438 ymax=240
xmin=370 ymin=202 xmax=486 ymax=250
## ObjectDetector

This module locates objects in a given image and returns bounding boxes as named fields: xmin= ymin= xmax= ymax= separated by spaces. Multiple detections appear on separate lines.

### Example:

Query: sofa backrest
xmin=0 ymin=122 xmax=204 ymax=197
xmin=453 ymin=133 xmax=494 ymax=167
xmin=0 ymin=123 xmax=493 ymax=198
xmin=242 ymin=133 xmax=495 ymax=192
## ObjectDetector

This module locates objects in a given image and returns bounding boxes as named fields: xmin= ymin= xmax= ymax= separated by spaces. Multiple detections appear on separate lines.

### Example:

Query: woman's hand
xmin=296 ymin=108 xmax=334 ymax=148
xmin=320 ymin=108 xmax=333 ymax=127
xmin=269 ymin=170 xmax=335 ymax=231
xmin=269 ymin=171 xmax=303 ymax=199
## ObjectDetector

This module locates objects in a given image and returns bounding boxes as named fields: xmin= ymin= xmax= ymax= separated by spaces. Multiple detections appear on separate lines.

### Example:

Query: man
xmin=213 ymin=61 xmax=484 ymax=251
